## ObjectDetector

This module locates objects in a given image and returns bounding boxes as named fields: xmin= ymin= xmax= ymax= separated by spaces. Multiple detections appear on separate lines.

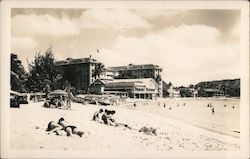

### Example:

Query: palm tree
xmin=92 ymin=63 xmax=105 ymax=79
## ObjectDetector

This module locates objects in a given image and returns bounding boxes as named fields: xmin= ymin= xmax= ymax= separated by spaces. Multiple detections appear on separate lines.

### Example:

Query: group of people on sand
xmin=92 ymin=108 xmax=158 ymax=136
xmin=92 ymin=108 xmax=132 ymax=129
xmin=46 ymin=117 xmax=84 ymax=137
xmin=207 ymin=103 xmax=215 ymax=114
xmin=207 ymin=102 xmax=236 ymax=115
xmin=44 ymin=91 xmax=73 ymax=110
xmin=224 ymin=104 xmax=235 ymax=109
xmin=92 ymin=108 xmax=116 ymax=126
xmin=45 ymin=108 xmax=158 ymax=138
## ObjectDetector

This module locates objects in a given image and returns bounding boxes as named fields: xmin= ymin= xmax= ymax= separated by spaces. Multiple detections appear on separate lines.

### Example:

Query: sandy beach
xmin=9 ymin=98 xmax=240 ymax=151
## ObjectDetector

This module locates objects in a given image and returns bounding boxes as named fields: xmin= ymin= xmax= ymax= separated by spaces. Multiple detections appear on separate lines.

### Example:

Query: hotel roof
xmin=55 ymin=57 xmax=99 ymax=66
xmin=107 ymin=64 xmax=162 ymax=71
xmin=91 ymin=78 xmax=158 ymax=89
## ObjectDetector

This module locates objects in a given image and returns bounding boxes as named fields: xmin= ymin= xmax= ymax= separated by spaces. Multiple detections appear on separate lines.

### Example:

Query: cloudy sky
xmin=11 ymin=8 xmax=241 ymax=86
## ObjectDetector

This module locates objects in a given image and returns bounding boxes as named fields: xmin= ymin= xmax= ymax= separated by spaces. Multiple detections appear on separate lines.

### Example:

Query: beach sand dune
xmin=10 ymin=98 xmax=240 ymax=151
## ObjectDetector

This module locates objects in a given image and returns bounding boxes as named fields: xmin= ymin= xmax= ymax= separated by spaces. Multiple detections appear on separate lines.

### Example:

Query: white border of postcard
xmin=1 ymin=1 xmax=249 ymax=159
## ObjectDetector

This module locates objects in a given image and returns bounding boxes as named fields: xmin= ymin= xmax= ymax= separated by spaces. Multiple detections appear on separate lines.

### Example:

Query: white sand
xmin=10 ymin=98 xmax=240 ymax=151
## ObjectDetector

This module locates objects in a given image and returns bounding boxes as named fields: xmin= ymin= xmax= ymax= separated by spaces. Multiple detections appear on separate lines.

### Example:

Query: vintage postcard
xmin=0 ymin=0 xmax=249 ymax=158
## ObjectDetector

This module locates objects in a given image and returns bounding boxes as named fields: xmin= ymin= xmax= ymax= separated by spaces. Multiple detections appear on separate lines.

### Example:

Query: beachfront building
xmin=107 ymin=64 xmax=163 ymax=97
xmin=201 ymin=89 xmax=224 ymax=97
xmin=89 ymin=78 xmax=158 ymax=99
xmin=168 ymin=86 xmax=181 ymax=98
xmin=55 ymin=57 xmax=101 ymax=92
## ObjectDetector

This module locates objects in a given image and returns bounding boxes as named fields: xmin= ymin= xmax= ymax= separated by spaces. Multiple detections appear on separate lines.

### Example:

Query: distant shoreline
xmin=164 ymin=97 xmax=240 ymax=100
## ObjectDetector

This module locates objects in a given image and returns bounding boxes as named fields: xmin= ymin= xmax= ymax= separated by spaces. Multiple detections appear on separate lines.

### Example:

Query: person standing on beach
xmin=211 ymin=107 xmax=215 ymax=114
xmin=66 ymin=91 xmax=73 ymax=109
xmin=133 ymin=102 xmax=136 ymax=107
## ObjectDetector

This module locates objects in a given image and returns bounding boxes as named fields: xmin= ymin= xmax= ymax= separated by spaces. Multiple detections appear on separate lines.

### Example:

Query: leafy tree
xmin=189 ymin=84 xmax=194 ymax=89
xmin=27 ymin=46 xmax=58 ymax=93
xmin=195 ymin=79 xmax=240 ymax=97
xmin=10 ymin=53 xmax=28 ymax=92
xmin=179 ymin=87 xmax=192 ymax=97
xmin=162 ymin=81 xmax=171 ymax=97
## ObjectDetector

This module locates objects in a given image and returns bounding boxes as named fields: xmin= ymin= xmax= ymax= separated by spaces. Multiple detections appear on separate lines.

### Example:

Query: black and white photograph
xmin=1 ymin=1 xmax=249 ymax=158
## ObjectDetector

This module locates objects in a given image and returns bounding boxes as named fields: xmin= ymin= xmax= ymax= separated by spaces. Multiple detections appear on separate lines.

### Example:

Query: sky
xmin=11 ymin=8 xmax=241 ymax=86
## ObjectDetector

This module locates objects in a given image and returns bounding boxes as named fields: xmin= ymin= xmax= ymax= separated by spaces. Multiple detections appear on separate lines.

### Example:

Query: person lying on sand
xmin=46 ymin=117 xmax=84 ymax=137
xmin=46 ymin=121 xmax=63 ymax=132
xmin=58 ymin=117 xmax=84 ymax=137
xmin=46 ymin=119 xmax=65 ymax=136
xmin=139 ymin=126 xmax=157 ymax=136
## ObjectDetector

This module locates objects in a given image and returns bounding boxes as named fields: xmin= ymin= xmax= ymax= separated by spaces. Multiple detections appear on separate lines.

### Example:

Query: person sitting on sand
xmin=43 ymin=101 xmax=50 ymax=108
xmin=101 ymin=109 xmax=116 ymax=126
xmin=101 ymin=111 xmax=110 ymax=125
xmin=92 ymin=109 xmax=104 ymax=122
xmin=106 ymin=110 xmax=116 ymax=123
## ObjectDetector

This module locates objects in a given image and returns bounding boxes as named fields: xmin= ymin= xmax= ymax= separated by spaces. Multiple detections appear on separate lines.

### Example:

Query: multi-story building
xmin=107 ymin=63 xmax=163 ymax=97
xmin=55 ymin=57 xmax=101 ymax=92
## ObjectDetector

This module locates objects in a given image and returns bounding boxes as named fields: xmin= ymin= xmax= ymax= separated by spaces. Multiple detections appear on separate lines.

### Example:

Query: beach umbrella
xmin=49 ymin=90 xmax=67 ymax=96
